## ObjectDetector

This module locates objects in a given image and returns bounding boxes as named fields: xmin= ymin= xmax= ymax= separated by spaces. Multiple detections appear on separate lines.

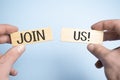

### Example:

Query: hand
xmin=87 ymin=20 xmax=120 ymax=80
xmin=0 ymin=24 xmax=25 ymax=80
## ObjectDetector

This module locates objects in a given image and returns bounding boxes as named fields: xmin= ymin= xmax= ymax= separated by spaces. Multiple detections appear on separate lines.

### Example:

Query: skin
xmin=0 ymin=24 xmax=25 ymax=80
xmin=0 ymin=20 xmax=120 ymax=80
xmin=87 ymin=20 xmax=120 ymax=80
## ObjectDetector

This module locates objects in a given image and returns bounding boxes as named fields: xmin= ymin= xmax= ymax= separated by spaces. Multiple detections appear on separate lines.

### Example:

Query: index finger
xmin=0 ymin=24 xmax=18 ymax=35
xmin=91 ymin=20 xmax=120 ymax=41
xmin=91 ymin=20 xmax=120 ymax=33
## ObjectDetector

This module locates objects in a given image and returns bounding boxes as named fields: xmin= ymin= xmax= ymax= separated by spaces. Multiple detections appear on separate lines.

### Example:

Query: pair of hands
xmin=0 ymin=20 xmax=120 ymax=80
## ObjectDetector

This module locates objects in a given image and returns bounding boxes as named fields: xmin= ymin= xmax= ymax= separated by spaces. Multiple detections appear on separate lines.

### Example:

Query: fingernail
xmin=88 ymin=44 xmax=95 ymax=51
xmin=17 ymin=45 xmax=25 ymax=53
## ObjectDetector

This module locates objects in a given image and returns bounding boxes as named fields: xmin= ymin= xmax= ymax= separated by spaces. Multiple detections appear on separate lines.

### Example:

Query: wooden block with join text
xmin=61 ymin=28 xmax=103 ymax=44
xmin=10 ymin=27 xmax=53 ymax=46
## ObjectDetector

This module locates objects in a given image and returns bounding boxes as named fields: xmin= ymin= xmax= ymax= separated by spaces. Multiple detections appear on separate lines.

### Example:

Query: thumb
xmin=1 ymin=45 xmax=25 ymax=66
xmin=87 ymin=44 xmax=110 ymax=60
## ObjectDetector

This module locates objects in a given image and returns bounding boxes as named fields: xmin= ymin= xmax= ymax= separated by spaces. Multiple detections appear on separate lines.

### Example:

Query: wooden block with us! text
xmin=61 ymin=28 xmax=104 ymax=44
xmin=10 ymin=27 xmax=53 ymax=46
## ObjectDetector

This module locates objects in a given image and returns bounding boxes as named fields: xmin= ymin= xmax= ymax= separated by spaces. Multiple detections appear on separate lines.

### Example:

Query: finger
xmin=87 ymin=44 xmax=110 ymax=60
xmin=2 ymin=45 xmax=25 ymax=66
xmin=104 ymin=31 xmax=120 ymax=41
xmin=0 ymin=35 xmax=10 ymax=44
xmin=10 ymin=68 xmax=18 ymax=76
xmin=114 ymin=46 xmax=120 ymax=50
xmin=0 ymin=54 xmax=18 ymax=76
xmin=91 ymin=20 xmax=120 ymax=34
xmin=94 ymin=46 xmax=120 ymax=69
xmin=113 ymin=46 xmax=120 ymax=53
xmin=95 ymin=60 xmax=103 ymax=68
xmin=0 ymin=24 xmax=18 ymax=35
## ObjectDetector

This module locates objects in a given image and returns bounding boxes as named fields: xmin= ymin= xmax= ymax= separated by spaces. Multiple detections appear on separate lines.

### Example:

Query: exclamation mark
xmin=88 ymin=32 xmax=90 ymax=41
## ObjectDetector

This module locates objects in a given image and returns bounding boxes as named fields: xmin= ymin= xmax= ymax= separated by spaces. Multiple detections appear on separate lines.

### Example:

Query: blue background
xmin=0 ymin=0 xmax=120 ymax=80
